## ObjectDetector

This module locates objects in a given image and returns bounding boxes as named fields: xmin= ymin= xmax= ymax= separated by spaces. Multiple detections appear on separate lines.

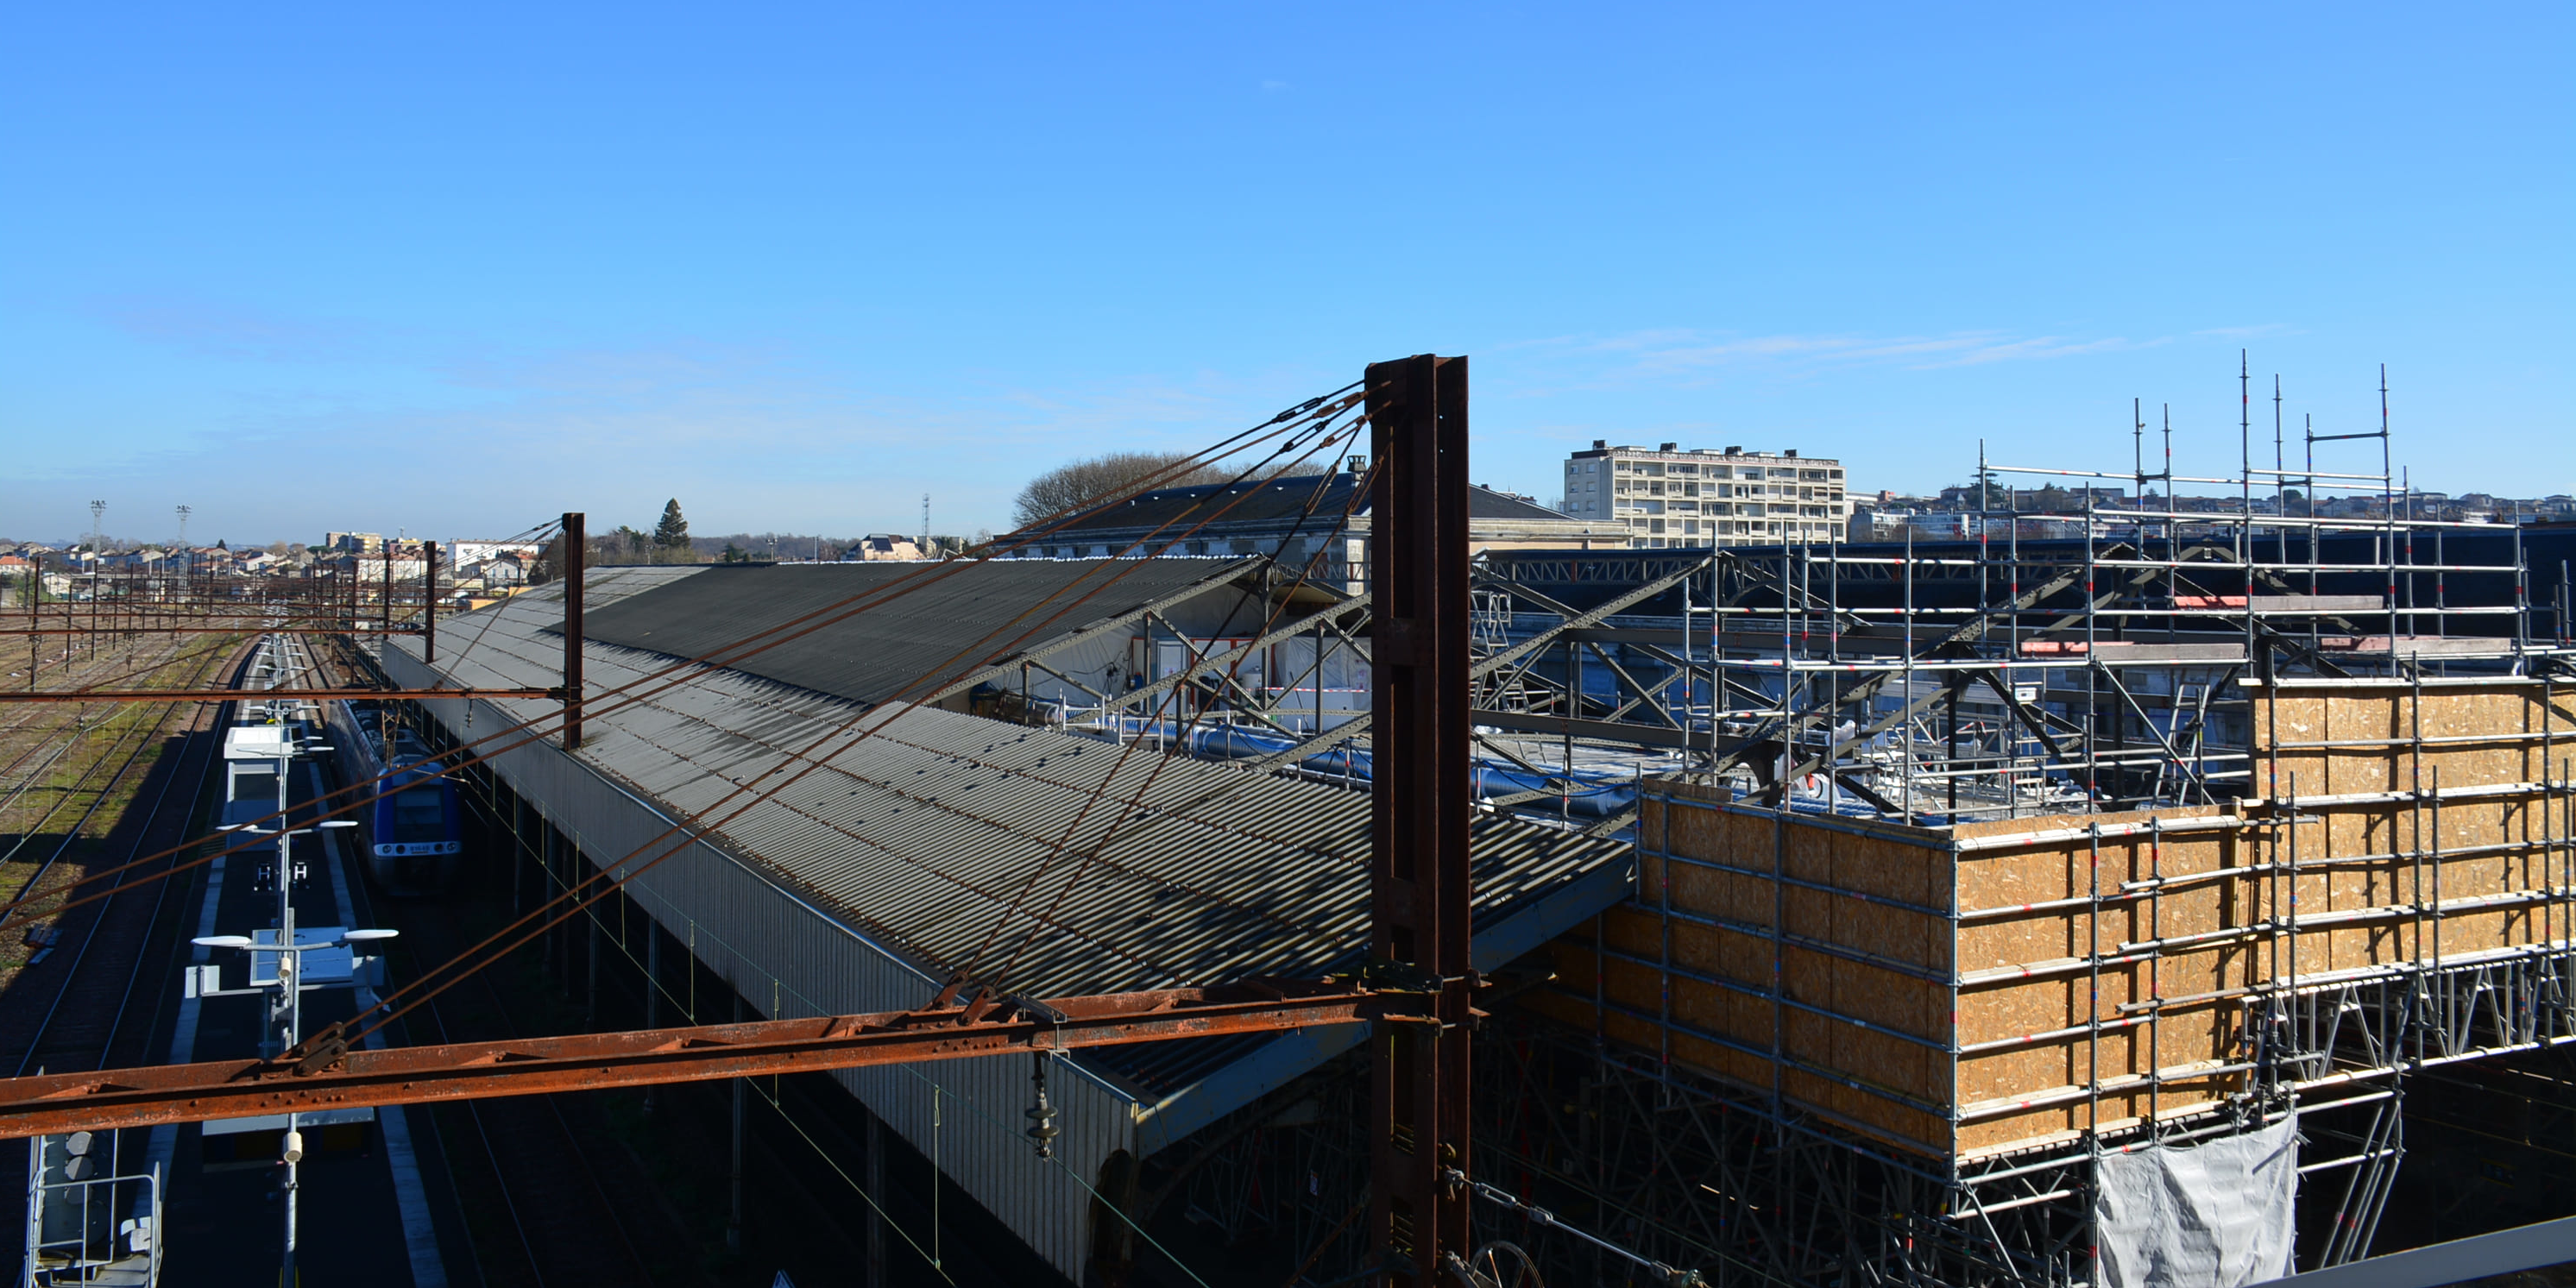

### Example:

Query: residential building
xmin=1560 ymin=442 xmax=1848 ymax=548
xmin=324 ymin=531 xmax=385 ymax=555
xmin=844 ymin=534 xmax=926 ymax=561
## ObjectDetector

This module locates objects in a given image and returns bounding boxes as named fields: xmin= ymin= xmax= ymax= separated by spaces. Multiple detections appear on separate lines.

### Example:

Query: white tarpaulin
xmin=2094 ymin=1118 xmax=2299 ymax=1288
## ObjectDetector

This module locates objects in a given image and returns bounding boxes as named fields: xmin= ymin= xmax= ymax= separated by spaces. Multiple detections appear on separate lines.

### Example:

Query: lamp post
xmin=198 ymin=713 xmax=379 ymax=1286
xmin=192 ymin=918 xmax=394 ymax=1286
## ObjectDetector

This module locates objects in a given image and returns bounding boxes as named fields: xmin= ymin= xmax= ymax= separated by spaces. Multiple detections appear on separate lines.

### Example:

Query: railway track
xmin=307 ymin=637 xmax=670 ymax=1287
xmin=0 ymin=631 xmax=229 ymax=824
xmin=0 ymin=638 xmax=252 ymax=1076
xmin=410 ymin=980 xmax=659 ymax=1288
xmin=346 ymin=840 xmax=664 ymax=1286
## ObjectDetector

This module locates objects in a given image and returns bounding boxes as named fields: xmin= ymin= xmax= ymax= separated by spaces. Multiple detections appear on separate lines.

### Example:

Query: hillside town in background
xmin=7 ymin=462 xmax=2573 ymax=611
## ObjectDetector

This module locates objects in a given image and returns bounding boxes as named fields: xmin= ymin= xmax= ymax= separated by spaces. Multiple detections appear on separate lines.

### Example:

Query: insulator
xmin=1025 ymin=1052 xmax=1059 ymax=1159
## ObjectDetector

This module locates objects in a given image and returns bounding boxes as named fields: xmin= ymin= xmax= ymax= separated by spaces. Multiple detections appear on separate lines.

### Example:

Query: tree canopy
xmin=1010 ymin=452 xmax=1238 ymax=530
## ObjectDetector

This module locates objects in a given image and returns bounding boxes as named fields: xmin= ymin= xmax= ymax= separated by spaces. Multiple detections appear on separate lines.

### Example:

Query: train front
xmin=369 ymin=755 xmax=463 ymax=895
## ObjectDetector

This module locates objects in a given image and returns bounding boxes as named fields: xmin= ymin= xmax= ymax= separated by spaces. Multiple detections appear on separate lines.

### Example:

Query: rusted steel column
xmin=1364 ymin=354 xmax=1473 ymax=1285
xmin=425 ymin=540 xmax=438 ymax=663
xmin=562 ymin=512 xmax=584 ymax=751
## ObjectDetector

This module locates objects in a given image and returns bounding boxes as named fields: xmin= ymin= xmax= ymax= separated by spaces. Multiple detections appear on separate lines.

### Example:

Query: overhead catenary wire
xmin=329 ymin=390 xmax=1380 ymax=1049
xmin=0 ymin=385 xmax=1370 ymax=938
xmin=960 ymin=432 xmax=1375 ymax=990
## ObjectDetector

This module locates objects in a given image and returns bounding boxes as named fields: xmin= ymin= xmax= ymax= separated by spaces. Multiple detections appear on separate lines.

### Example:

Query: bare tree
xmin=1010 ymin=452 xmax=1242 ymax=530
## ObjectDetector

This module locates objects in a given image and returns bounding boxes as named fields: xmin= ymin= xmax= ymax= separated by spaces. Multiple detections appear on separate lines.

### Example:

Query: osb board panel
xmin=1672 ymin=969 xmax=1734 ymax=1040
xmin=1601 ymin=905 xmax=1666 ymax=960
xmin=1961 ymin=1045 xmax=2079 ymax=1106
xmin=1951 ymin=803 xmax=2226 ymax=840
xmin=1959 ymin=912 xmax=2096 ymax=975
xmin=1956 ymin=1007 xmax=2233 ymax=1107
xmin=1835 ymin=899 xmax=1944 ymax=993
xmin=1960 ymin=1073 xmax=2234 ymax=1156
xmin=1653 ymin=805 xmax=1956 ymax=978
xmin=1962 ymin=972 xmax=2145 ymax=1050
xmin=2157 ymin=945 xmax=2258 ymax=1009
xmin=2259 ymin=687 xmax=2568 ymax=796
xmin=1836 ymin=1024 xmax=1940 ymax=1106
xmin=2141 ymin=1000 xmax=2241 ymax=1072
xmin=1660 ymin=853 xmax=1773 ymax=928
xmin=1654 ymin=786 xmax=1951 ymax=909
xmin=1653 ymin=795 xmax=1777 ymax=876
xmin=1956 ymin=826 xmax=2236 ymax=919
xmin=1962 ymin=1103 xmax=2080 ymax=1153
xmin=1777 ymin=1066 xmax=1953 ymax=1158
xmin=1783 ymin=1007 xmax=1836 ymax=1079
xmin=1783 ymin=885 xmax=1836 ymax=946
xmin=2278 ymin=789 xmax=2561 ymax=971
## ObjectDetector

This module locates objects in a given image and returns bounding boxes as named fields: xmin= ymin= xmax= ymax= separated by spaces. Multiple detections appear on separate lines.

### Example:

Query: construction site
xmin=3 ymin=354 xmax=2573 ymax=1288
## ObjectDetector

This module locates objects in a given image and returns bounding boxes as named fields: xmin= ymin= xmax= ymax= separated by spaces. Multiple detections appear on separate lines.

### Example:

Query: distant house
xmin=845 ymin=534 xmax=926 ymax=562
xmin=470 ymin=551 xmax=530 ymax=586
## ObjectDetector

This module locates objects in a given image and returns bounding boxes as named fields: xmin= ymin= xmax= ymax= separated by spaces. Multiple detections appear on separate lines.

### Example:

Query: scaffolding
xmin=1463 ymin=405 xmax=2575 ymax=1284
xmin=1150 ymin=399 xmax=2576 ymax=1286
xmin=1467 ymin=386 xmax=2573 ymax=832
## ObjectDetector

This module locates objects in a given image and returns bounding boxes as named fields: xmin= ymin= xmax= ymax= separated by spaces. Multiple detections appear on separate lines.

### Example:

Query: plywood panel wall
xmin=1518 ymin=680 xmax=2569 ymax=1164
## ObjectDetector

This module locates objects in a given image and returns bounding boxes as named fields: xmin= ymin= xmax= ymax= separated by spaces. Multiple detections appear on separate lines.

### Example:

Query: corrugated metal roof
xmin=574 ymin=557 xmax=1263 ymax=707
xmin=418 ymin=573 xmax=1627 ymax=1000
xmin=1050 ymin=472 xmax=1564 ymax=535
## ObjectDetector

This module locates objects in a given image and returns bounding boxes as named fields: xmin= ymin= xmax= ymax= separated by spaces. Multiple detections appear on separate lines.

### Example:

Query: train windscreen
xmin=391 ymin=789 xmax=447 ymax=843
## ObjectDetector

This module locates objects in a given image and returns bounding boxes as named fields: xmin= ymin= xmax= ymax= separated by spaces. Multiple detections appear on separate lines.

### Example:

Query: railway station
xmin=3 ymin=357 xmax=2573 ymax=1288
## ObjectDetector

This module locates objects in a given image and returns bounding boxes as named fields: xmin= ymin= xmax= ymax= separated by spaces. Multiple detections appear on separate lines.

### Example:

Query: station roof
xmin=417 ymin=568 xmax=1628 ymax=1002
xmin=574 ymin=557 xmax=1265 ymax=707
xmin=1048 ymin=472 xmax=1572 ymax=536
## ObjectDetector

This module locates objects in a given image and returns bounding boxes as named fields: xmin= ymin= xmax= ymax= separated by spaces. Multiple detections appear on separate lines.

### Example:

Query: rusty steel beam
xmin=425 ymin=540 xmax=439 ymax=663
xmin=0 ymin=983 xmax=1381 ymax=1139
xmin=562 ymin=511 xmax=584 ymax=751
xmin=0 ymin=687 xmax=564 ymax=704
xmin=1364 ymin=353 xmax=1475 ymax=1285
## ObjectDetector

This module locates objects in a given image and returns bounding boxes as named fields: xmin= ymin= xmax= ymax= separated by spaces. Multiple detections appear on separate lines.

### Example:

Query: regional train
xmin=323 ymin=698 xmax=463 ymax=895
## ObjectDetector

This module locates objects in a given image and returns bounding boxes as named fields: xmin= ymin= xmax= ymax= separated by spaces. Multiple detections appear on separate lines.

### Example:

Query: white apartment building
xmin=1559 ymin=442 xmax=1849 ymax=548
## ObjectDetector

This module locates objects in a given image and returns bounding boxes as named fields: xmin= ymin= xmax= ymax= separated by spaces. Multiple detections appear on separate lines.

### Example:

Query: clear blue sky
xmin=3 ymin=3 xmax=2567 ymax=547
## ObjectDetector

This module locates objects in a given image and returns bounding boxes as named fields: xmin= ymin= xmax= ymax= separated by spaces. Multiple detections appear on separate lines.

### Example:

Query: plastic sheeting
xmin=2094 ymin=1118 xmax=2299 ymax=1288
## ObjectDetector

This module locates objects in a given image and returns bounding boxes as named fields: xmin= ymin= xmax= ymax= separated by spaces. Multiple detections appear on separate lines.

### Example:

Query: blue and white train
xmin=324 ymin=699 xmax=463 ymax=895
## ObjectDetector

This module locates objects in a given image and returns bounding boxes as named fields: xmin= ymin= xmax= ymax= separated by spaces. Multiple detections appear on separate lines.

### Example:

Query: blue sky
xmin=3 ymin=3 xmax=2567 ymax=546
